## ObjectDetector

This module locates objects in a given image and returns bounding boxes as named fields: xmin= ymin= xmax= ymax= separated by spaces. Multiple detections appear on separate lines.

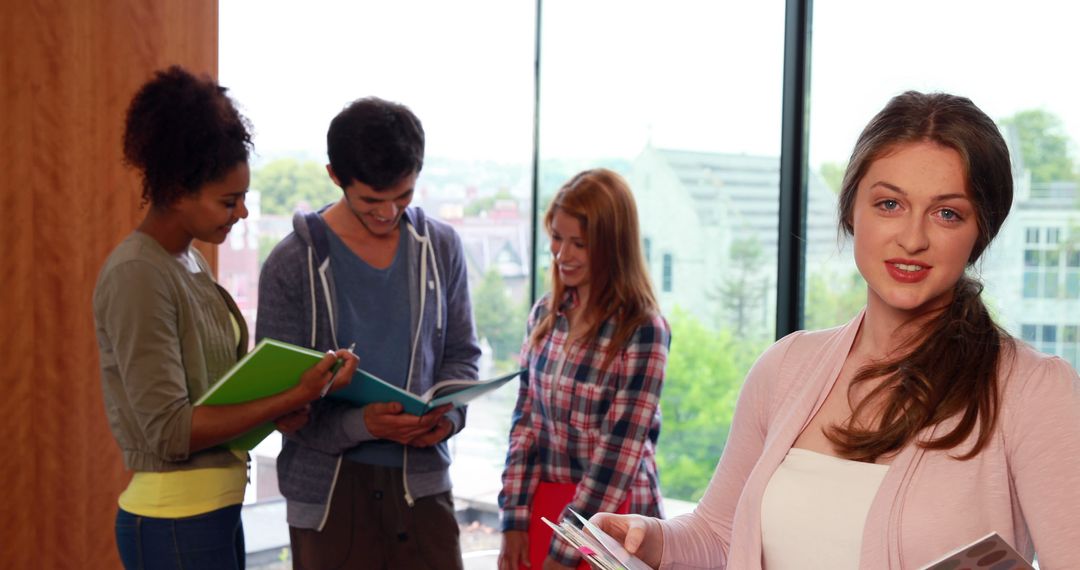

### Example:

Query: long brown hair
xmin=829 ymin=91 xmax=1015 ymax=462
xmin=530 ymin=169 xmax=659 ymax=370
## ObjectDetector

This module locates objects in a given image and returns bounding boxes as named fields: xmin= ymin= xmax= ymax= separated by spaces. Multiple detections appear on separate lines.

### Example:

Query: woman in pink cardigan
xmin=595 ymin=91 xmax=1080 ymax=569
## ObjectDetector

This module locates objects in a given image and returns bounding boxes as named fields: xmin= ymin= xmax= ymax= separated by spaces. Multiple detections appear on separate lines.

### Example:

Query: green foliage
xmin=655 ymin=270 xmax=864 ymax=501
xmin=472 ymin=268 xmax=527 ymax=363
xmin=711 ymin=237 xmax=768 ymax=339
xmin=253 ymin=158 xmax=341 ymax=215
xmin=257 ymin=234 xmax=280 ymax=267
xmin=1001 ymin=109 xmax=1080 ymax=184
xmin=804 ymin=269 xmax=867 ymax=330
xmin=657 ymin=309 xmax=769 ymax=501
xmin=532 ymin=260 xmax=553 ymax=306
xmin=819 ymin=161 xmax=847 ymax=194
xmin=464 ymin=189 xmax=515 ymax=217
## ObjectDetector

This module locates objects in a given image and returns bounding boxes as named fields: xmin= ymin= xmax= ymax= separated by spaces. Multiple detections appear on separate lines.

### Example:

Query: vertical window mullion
xmin=529 ymin=0 xmax=544 ymax=308
xmin=777 ymin=0 xmax=813 ymax=337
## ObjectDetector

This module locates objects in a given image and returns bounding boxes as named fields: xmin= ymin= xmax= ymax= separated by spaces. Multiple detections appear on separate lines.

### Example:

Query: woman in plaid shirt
xmin=498 ymin=169 xmax=671 ymax=570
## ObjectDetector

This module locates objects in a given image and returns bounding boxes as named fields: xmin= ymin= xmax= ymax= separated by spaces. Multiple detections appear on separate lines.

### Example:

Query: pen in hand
xmin=320 ymin=342 xmax=356 ymax=398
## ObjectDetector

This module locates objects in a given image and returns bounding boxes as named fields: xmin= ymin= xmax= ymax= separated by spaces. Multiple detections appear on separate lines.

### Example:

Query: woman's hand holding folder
xmin=274 ymin=348 xmax=359 ymax=433
xmin=300 ymin=347 xmax=358 ymax=401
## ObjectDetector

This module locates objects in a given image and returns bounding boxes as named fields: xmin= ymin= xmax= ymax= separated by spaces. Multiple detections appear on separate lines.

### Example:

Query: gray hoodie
xmin=256 ymin=206 xmax=481 ymax=530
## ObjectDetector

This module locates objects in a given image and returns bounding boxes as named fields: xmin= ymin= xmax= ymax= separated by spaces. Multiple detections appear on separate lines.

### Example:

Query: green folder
xmin=195 ymin=338 xmax=329 ymax=450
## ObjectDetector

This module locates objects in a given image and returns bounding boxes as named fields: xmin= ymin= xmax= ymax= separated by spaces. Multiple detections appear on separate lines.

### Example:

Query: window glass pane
xmin=220 ymin=0 xmax=535 ymax=559
xmin=1045 ymin=271 xmax=1060 ymax=298
xmin=1021 ymin=324 xmax=1038 ymax=342
xmin=1023 ymin=272 xmax=1039 ymax=298
xmin=807 ymin=1 xmax=1080 ymax=376
xmin=662 ymin=253 xmax=673 ymax=293
xmin=1064 ymin=347 xmax=1078 ymax=368
xmin=1024 ymin=250 xmax=1039 ymax=267
xmin=538 ymin=0 xmax=783 ymax=502
xmin=1067 ymin=272 xmax=1080 ymax=299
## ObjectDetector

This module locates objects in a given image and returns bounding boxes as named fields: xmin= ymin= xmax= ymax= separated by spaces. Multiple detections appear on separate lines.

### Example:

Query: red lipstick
xmin=884 ymin=258 xmax=931 ymax=283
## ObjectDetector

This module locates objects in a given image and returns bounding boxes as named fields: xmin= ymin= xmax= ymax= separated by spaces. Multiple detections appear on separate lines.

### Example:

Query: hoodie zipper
xmin=312 ymin=215 xmax=440 ymax=509
xmin=402 ymin=221 xmax=440 ymax=507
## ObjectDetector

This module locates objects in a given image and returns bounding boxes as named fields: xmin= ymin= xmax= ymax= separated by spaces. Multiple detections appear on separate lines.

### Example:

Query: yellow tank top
xmin=119 ymin=451 xmax=248 ymax=517
xmin=120 ymin=311 xmax=249 ymax=518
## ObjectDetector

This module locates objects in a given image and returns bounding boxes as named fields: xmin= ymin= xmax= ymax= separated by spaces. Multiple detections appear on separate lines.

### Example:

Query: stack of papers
xmin=542 ymin=508 xmax=652 ymax=570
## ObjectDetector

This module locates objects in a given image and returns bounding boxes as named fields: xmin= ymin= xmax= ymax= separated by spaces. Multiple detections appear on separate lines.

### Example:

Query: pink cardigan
xmin=659 ymin=312 xmax=1080 ymax=569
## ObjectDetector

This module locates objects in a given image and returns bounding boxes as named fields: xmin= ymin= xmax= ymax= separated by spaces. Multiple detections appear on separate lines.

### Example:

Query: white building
xmin=630 ymin=146 xmax=843 ymax=334
xmin=981 ymin=174 xmax=1080 ymax=367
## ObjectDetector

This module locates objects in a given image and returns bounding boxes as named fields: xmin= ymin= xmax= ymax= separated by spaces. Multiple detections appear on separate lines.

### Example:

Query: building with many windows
xmin=981 ymin=173 xmax=1080 ymax=367
xmin=630 ymin=146 xmax=845 ymax=335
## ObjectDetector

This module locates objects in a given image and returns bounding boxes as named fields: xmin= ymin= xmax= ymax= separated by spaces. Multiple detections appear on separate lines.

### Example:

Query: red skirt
xmin=524 ymin=482 xmax=630 ymax=570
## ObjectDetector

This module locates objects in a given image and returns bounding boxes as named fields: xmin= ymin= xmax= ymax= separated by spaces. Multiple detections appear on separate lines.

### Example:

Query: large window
xmin=806 ymin=0 xmax=1080 ymax=373
xmin=1023 ymin=226 xmax=1080 ymax=300
xmin=538 ymin=0 xmax=784 ymax=503
xmin=220 ymin=1 xmax=535 ymax=564
xmin=220 ymin=1 xmax=1080 ymax=565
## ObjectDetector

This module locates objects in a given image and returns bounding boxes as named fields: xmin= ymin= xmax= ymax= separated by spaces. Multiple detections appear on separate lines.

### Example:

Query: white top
xmin=761 ymin=447 xmax=889 ymax=570
xmin=176 ymin=248 xmax=203 ymax=274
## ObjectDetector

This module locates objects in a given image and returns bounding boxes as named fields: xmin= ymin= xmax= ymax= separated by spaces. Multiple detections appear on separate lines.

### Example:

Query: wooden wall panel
xmin=0 ymin=0 xmax=37 ymax=565
xmin=0 ymin=1 xmax=218 ymax=567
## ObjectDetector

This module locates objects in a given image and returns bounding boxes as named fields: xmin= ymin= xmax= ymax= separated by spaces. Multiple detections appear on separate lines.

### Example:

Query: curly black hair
xmin=123 ymin=65 xmax=253 ymax=207
xmin=327 ymin=97 xmax=424 ymax=191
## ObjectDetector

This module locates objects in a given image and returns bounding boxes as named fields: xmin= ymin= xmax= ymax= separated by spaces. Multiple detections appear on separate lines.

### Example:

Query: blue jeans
xmin=115 ymin=504 xmax=245 ymax=570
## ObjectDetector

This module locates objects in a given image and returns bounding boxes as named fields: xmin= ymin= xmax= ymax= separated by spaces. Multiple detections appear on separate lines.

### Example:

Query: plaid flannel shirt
xmin=499 ymin=292 xmax=670 ymax=567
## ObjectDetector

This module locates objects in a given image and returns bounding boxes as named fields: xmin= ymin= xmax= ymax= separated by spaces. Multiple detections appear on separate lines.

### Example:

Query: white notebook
xmin=542 ymin=508 xmax=652 ymax=570
xmin=919 ymin=532 xmax=1034 ymax=570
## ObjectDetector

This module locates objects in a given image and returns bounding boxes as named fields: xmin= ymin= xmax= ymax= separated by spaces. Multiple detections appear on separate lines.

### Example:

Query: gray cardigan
xmin=256 ymin=206 xmax=480 ymax=530
xmin=93 ymin=232 xmax=247 ymax=472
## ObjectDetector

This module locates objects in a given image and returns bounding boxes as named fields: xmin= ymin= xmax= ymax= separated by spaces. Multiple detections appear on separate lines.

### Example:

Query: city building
xmin=981 ymin=170 xmax=1080 ymax=367
xmin=630 ymin=146 xmax=845 ymax=334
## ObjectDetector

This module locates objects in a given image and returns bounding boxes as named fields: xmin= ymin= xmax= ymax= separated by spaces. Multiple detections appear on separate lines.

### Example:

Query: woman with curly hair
xmin=93 ymin=66 xmax=358 ymax=569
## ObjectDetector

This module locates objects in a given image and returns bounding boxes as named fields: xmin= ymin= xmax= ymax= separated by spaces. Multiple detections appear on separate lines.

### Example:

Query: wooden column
xmin=0 ymin=1 xmax=218 ymax=567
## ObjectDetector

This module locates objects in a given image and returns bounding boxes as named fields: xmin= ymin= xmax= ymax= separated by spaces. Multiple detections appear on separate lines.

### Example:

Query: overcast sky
xmin=220 ymin=0 xmax=1080 ymax=169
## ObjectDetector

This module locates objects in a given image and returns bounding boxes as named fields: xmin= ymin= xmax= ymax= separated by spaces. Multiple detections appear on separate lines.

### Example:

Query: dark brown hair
xmin=830 ymin=91 xmax=1015 ymax=462
xmin=123 ymin=66 xmax=252 ymax=207
xmin=530 ymin=169 xmax=659 ymax=370
xmin=326 ymin=97 xmax=425 ymax=191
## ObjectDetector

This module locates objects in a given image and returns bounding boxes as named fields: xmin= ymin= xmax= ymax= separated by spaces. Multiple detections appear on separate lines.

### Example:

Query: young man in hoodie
xmin=256 ymin=97 xmax=481 ymax=570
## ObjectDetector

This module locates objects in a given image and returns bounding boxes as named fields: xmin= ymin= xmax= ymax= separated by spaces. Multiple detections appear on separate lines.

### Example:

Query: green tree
xmin=258 ymin=234 xmax=280 ymax=267
xmin=819 ymin=161 xmax=847 ymax=195
xmin=1001 ymin=109 xmax=1079 ymax=183
xmin=804 ymin=269 xmax=866 ymax=330
xmin=253 ymin=158 xmax=341 ymax=215
xmin=464 ymin=189 xmax=515 ymax=217
xmin=656 ymin=309 xmax=768 ymax=500
xmin=711 ymin=238 xmax=769 ymax=339
xmin=472 ymin=268 xmax=525 ymax=365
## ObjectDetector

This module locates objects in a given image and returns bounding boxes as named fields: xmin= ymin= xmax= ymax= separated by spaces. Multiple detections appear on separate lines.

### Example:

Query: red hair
xmin=530 ymin=169 xmax=659 ymax=370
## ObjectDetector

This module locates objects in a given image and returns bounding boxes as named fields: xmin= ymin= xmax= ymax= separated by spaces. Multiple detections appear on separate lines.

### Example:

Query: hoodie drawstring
xmin=428 ymin=225 xmax=443 ymax=332
xmin=307 ymin=248 xmax=317 ymax=347
xmin=318 ymin=258 xmax=339 ymax=349
xmin=400 ymin=220 xmax=445 ymax=506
